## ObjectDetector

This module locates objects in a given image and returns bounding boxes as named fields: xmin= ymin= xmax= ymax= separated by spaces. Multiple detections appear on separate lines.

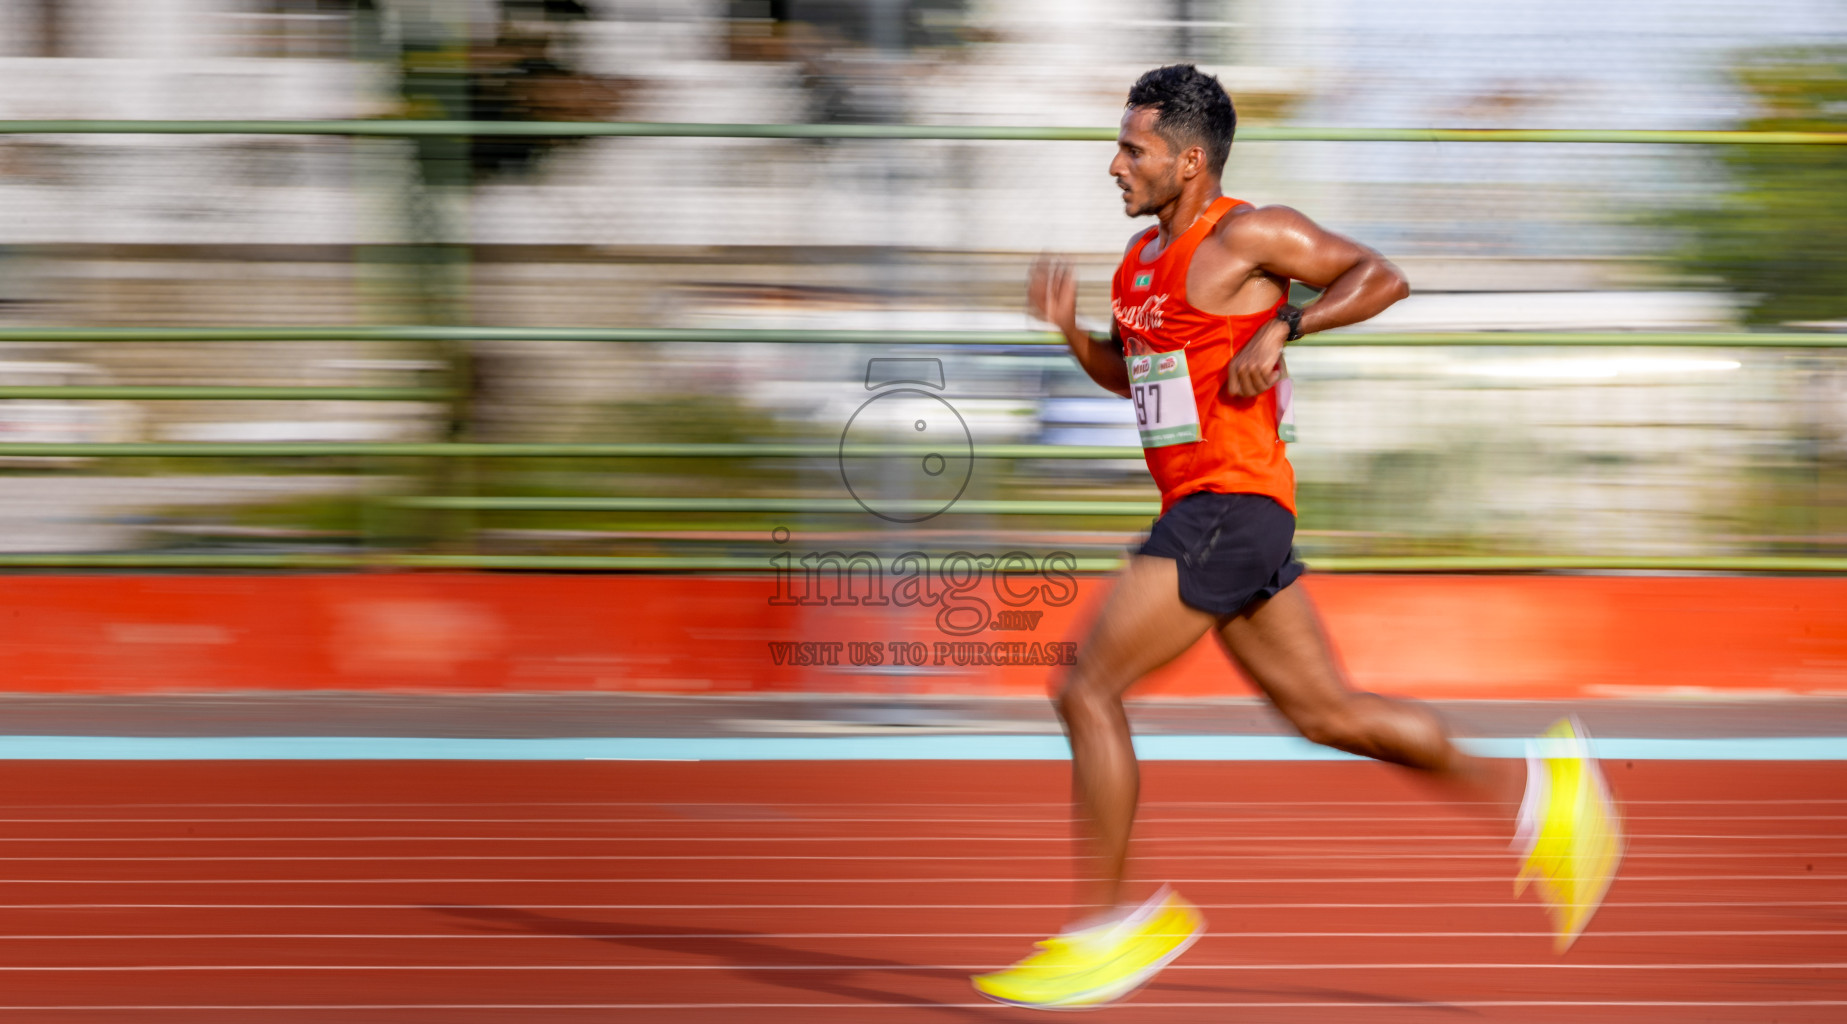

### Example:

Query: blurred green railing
xmin=0 ymin=553 xmax=1833 ymax=573
xmin=1 ymin=121 xmax=1845 ymax=145
xmin=0 ymin=119 xmax=1841 ymax=572
xmin=392 ymin=496 xmax=1160 ymax=515
xmin=0 ymin=386 xmax=445 ymax=401
xmin=0 ymin=443 xmax=1133 ymax=458
xmin=0 ymin=326 xmax=1844 ymax=347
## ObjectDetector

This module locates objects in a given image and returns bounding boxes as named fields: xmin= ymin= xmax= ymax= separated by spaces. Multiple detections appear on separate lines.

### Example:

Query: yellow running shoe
xmin=971 ymin=887 xmax=1204 ymax=1009
xmin=1514 ymin=716 xmax=1624 ymax=951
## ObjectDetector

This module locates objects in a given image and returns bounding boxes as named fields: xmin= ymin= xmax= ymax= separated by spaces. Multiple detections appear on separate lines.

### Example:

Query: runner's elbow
xmin=1380 ymin=260 xmax=1411 ymax=303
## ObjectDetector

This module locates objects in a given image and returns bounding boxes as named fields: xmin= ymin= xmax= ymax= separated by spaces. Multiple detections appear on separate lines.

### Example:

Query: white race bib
xmin=1126 ymin=349 xmax=1200 ymax=448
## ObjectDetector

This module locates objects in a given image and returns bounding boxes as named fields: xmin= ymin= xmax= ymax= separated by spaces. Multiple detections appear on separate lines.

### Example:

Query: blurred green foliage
xmin=1673 ymin=47 xmax=1847 ymax=326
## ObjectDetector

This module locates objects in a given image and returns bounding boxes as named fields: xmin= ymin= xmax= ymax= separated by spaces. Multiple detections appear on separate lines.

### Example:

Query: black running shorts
xmin=1135 ymin=491 xmax=1306 ymax=617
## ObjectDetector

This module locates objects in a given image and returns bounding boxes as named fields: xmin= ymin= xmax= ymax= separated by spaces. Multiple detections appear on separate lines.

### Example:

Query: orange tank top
xmin=1110 ymin=195 xmax=1296 ymax=516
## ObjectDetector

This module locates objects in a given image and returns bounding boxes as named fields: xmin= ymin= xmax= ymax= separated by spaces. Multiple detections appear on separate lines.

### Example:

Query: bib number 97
xmin=1131 ymin=381 xmax=1163 ymax=427
xmin=1125 ymin=350 xmax=1200 ymax=448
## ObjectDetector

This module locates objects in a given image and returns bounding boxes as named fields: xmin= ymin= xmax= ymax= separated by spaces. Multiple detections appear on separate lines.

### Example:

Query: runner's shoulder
xmin=1206 ymin=202 xmax=1309 ymax=254
xmin=1214 ymin=202 xmax=1301 ymax=237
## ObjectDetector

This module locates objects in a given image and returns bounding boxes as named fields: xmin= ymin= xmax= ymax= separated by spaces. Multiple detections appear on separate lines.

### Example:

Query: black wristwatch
xmin=1275 ymin=303 xmax=1304 ymax=343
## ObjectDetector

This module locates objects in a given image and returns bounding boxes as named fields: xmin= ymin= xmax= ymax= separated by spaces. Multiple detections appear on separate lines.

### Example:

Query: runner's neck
xmin=1151 ymin=185 xmax=1225 ymax=252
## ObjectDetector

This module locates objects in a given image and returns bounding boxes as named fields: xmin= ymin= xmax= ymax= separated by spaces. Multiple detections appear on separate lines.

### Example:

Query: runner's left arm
xmin=1224 ymin=207 xmax=1410 ymax=398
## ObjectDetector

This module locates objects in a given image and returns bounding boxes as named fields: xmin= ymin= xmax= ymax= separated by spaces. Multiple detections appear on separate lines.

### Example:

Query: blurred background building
xmin=0 ymin=0 xmax=1841 ymax=562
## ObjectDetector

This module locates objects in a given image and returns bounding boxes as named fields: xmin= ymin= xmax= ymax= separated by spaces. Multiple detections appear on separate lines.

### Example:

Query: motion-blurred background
xmin=0 ymin=0 xmax=1843 ymax=568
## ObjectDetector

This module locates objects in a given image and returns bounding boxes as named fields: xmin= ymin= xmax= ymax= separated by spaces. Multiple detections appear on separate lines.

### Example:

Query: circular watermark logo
xmin=838 ymin=359 xmax=973 ymax=523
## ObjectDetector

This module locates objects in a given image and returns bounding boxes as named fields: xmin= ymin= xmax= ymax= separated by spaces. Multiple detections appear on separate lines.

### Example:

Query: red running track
xmin=0 ymin=760 xmax=1841 ymax=1022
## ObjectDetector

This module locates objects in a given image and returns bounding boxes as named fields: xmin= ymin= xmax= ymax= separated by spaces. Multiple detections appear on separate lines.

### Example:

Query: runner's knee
xmin=1290 ymin=701 xmax=1363 ymax=751
xmin=1293 ymin=711 xmax=1347 ymax=750
xmin=1056 ymin=671 xmax=1118 ymax=728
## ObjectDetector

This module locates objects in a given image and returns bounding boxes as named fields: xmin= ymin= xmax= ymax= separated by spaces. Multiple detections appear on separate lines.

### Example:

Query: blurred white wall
xmin=1 ymin=0 xmax=1835 ymax=257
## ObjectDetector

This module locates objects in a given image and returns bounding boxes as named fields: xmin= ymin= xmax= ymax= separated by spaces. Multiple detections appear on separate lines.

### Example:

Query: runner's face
xmin=1111 ymin=107 xmax=1182 ymax=218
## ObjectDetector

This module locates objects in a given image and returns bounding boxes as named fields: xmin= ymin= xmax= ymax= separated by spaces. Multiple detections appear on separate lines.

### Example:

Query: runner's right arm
xmin=1030 ymin=256 xmax=1131 ymax=398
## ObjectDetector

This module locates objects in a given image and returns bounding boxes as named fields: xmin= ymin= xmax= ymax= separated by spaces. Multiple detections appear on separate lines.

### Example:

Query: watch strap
xmin=1276 ymin=303 xmax=1304 ymax=342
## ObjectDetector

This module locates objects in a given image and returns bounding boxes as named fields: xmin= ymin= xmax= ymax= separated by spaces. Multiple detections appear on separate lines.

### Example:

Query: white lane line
xmin=0 ymin=834 xmax=1827 ymax=844
xmin=0 ymin=930 xmax=1840 ymax=940
xmin=0 ymin=899 xmax=1839 ymax=909
xmin=2 ymin=797 xmax=1841 ymax=808
xmin=0 ymin=849 xmax=1833 ymax=862
xmin=0 ymin=874 xmax=1837 ymax=884
xmin=1 ymin=1001 xmax=1844 ymax=1011
xmin=0 ymin=814 xmax=1840 ymax=824
xmin=1150 ymin=798 xmax=1847 ymax=806
xmin=0 ymin=962 xmax=1839 ymax=971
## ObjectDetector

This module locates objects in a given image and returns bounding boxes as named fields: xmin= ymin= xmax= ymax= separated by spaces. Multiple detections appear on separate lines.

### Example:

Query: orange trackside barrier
xmin=0 ymin=573 xmax=1837 ymax=698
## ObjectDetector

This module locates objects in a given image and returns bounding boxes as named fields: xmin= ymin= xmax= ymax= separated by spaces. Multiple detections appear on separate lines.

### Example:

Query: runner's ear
xmin=1179 ymin=144 xmax=1208 ymax=181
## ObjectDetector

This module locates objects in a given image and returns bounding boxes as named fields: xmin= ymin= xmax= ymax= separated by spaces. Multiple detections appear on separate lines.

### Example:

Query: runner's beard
xmin=1127 ymin=172 xmax=1182 ymax=218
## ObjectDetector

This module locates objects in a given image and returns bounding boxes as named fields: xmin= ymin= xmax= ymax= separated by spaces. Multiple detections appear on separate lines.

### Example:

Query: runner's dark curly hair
xmin=1126 ymin=65 xmax=1237 ymax=174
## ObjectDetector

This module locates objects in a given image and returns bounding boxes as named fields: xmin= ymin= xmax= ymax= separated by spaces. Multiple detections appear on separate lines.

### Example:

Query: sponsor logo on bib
xmin=1157 ymin=355 xmax=1177 ymax=374
xmin=1129 ymin=355 xmax=1152 ymax=381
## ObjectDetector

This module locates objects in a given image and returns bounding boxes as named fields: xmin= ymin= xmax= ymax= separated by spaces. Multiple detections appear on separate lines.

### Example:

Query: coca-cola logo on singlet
xmin=1112 ymin=294 xmax=1168 ymax=333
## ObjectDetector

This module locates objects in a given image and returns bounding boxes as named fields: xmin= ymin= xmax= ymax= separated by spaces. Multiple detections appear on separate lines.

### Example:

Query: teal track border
xmin=0 ymin=735 xmax=1843 ymax=760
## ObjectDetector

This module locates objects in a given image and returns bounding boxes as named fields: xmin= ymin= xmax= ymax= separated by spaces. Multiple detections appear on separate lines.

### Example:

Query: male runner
xmin=972 ymin=65 xmax=1622 ymax=1010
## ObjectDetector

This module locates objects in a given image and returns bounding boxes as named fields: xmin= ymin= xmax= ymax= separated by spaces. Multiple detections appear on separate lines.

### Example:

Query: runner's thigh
xmin=1066 ymin=555 xmax=1217 ymax=699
